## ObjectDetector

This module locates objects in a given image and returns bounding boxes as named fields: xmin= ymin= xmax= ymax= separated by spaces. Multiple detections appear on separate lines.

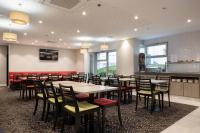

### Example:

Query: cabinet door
xmin=170 ymin=82 xmax=184 ymax=96
xmin=183 ymin=83 xmax=200 ymax=98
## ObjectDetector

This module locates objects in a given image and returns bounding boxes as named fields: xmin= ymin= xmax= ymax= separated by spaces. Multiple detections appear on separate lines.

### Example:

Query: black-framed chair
xmin=59 ymin=85 xmax=101 ymax=133
xmin=94 ymin=82 xmax=123 ymax=133
xmin=44 ymin=81 xmax=63 ymax=130
xmin=135 ymin=78 xmax=161 ymax=114
xmin=33 ymin=80 xmax=47 ymax=120
xmin=156 ymin=76 xmax=171 ymax=109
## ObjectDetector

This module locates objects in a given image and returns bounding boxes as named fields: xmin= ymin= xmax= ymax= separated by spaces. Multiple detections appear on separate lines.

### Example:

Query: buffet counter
xmin=135 ymin=72 xmax=200 ymax=98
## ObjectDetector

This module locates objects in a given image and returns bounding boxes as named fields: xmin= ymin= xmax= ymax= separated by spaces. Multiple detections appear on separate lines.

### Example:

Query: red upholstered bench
xmin=9 ymin=71 xmax=77 ymax=89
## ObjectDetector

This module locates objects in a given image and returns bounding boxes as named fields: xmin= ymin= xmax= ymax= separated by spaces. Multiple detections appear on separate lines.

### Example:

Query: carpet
xmin=0 ymin=88 xmax=197 ymax=133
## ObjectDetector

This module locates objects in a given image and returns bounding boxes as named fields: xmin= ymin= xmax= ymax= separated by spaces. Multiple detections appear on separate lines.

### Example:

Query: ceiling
xmin=0 ymin=0 xmax=200 ymax=49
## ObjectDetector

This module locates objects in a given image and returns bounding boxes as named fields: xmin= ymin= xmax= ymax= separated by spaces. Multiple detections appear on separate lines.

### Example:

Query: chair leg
xmin=135 ymin=94 xmax=138 ymax=111
xmin=41 ymin=100 xmax=46 ymax=120
xmin=45 ymin=103 xmax=50 ymax=122
xmin=158 ymin=94 xmax=161 ymax=110
xmin=161 ymin=93 xmax=164 ymax=109
xmin=144 ymin=96 xmax=146 ymax=108
xmin=168 ymin=92 xmax=171 ymax=107
xmin=102 ymin=108 xmax=105 ymax=133
xmin=97 ymin=109 xmax=101 ymax=133
xmin=53 ymin=105 xmax=59 ymax=130
xmin=74 ymin=115 xmax=81 ymax=133
xmin=147 ymin=96 xmax=149 ymax=110
xmin=150 ymin=95 xmax=155 ymax=114
xmin=33 ymin=98 xmax=39 ymax=115
xmin=117 ymin=104 xmax=123 ymax=127
xmin=61 ymin=111 xmax=66 ymax=133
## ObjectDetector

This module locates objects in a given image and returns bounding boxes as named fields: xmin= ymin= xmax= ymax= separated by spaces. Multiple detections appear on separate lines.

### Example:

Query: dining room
xmin=0 ymin=0 xmax=200 ymax=133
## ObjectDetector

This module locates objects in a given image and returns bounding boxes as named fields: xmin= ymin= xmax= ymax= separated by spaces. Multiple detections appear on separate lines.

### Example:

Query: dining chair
xmin=21 ymin=78 xmax=35 ymax=99
xmin=156 ymin=76 xmax=171 ymax=109
xmin=33 ymin=80 xmax=47 ymax=120
xmin=59 ymin=84 xmax=100 ymax=133
xmin=94 ymin=81 xmax=123 ymax=133
xmin=44 ymin=81 xmax=63 ymax=130
xmin=135 ymin=78 xmax=161 ymax=114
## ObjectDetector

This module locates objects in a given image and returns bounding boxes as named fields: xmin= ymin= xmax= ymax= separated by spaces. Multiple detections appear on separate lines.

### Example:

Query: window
xmin=96 ymin=51 xmax=117 ymax=75
xmin=146 ymin=43 xmax=167 ymax=72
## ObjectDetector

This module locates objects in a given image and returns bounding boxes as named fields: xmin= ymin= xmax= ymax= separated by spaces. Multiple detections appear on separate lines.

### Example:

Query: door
xmin=0 ymin=46 xmax=7 ymax=86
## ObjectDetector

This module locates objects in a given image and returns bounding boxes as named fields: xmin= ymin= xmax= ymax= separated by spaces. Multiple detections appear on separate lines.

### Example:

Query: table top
xmin=53 ymin=81 xmax=118 ymax=94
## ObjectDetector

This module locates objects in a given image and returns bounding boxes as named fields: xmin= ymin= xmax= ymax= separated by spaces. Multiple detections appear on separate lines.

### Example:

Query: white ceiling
xmin=0 ymin=0 xmax=200 ymax=49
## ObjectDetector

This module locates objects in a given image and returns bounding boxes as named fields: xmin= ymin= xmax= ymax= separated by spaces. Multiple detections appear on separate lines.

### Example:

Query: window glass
xmin=108 ymin=52 xmax=117 ymax=74
xmin=97 ymin=52 xmax=106 ymax=60
xmin=96 ymin=51 xmax=117 ymax=75
xmin=146 ymin=57 xmax=167 ymax=68
xmin=147 ymin=44 xmax=166 ymax=56
xmin=139 ymin=47 xmax=145 ymax=53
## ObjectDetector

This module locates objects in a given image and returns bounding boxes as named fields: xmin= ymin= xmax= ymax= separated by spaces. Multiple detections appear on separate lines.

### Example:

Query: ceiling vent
xmin=40 ymin=0 xmax=81 ymax=9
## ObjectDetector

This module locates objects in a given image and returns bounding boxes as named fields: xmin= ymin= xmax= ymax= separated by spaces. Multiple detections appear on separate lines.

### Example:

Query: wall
xmin=144 ymin=30 xmax=200 ymax=72
xmin=9 ymin=44 xmax=77 ymax=72
xmin=89 ymin=38 xmax=142 ymax=75
xmin=75 ymin=50 xmax=84 ymax=72
xmin=0 ymin=45 xmax=7 ymax=85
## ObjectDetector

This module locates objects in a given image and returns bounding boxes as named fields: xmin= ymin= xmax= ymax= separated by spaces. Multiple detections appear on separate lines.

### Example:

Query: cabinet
xmin=183 ymin=83 xmax=199 ymax=98
xmin=170 ymin=82 xmax=184 ymax=96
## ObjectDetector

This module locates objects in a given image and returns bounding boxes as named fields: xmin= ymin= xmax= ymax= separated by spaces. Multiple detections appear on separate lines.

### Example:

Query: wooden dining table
xmin=53 ymin=81 xmax=118 ymax=102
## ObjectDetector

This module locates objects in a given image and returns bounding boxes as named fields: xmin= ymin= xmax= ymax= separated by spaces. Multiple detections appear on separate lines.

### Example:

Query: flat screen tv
xmin=39 ymin=49 xmax=58 ymax=61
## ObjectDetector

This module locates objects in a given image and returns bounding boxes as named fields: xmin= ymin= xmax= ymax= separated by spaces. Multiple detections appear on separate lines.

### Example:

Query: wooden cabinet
xmin=183 ymin=83 xmax=200 ymax=98
xmin=170 ymin=82 xmax=184 ymax=96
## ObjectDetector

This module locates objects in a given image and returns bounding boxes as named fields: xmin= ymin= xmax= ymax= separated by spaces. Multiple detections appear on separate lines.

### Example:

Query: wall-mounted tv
xmin=39 ymin=49 xmax=58 ymax=61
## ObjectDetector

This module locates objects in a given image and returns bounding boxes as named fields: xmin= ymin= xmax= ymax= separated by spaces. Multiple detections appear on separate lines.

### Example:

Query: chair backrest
xmin=59 ymin=84 xmax=79 ymax=113
xmin=34 ymin=80 xmax=46 ymax=98
xmin=138 ymin=78 xmax=153 ymax=93
xmin=27 ymin=74 xmax=38 ymax=80
xmin=158 ymin=76 xmax=171 ymax=89
xmin=44 ymin=81 xmax=57 ymax=100
xmin=108 ymin=76 xmax=121 ymax=87
xmin=78 ymin=74 xmax=86 ymax=83
xmin=48 ymin=74 xmax=60 ymax=81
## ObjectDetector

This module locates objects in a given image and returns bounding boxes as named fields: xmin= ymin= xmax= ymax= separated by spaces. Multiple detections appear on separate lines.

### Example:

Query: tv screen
xmin=39 ymin=49 xmax=58 ymax=61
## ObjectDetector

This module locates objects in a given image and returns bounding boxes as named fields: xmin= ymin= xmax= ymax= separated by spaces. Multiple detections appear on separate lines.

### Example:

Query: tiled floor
xmin=161 ymin=95 xmax=200 ymax=133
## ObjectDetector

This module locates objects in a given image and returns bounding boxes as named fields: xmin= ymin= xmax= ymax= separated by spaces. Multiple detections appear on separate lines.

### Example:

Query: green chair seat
xmin=138 ymin=90 xmax=160 ymax=95
xmin=48 ymin=97 xmax=63 ymax=103
xmin=155 ymin=87 xmax=168 ymax=92
xmin=37 ymin=93 xmax=44 ymax=98
xmin=64 ymin=101 xmax=99 ymax=113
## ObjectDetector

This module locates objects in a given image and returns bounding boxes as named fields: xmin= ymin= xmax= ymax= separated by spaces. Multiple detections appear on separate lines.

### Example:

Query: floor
xmin=161 ymin=95 xmax=200 ymax=133
xmin=0 ymin=87 xmax=197 ymax=133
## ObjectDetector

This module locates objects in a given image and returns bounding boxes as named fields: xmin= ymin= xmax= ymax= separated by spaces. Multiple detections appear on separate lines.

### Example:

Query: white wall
xmin=75 ymin=50 xmax=84 ymax=72
xmin=9 ymin=45 xmax=77 ymax=72
xmin=89 ymin=38 xmax=142 ymax=75
xmin=0 ymin=46 xmax=7 ymax=85
xmin=144 ymin=30 xmax=200 ymax=72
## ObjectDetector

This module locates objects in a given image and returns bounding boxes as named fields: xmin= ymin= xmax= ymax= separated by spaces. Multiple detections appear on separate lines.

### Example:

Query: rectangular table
xmin=53 ymin=81 xmax=118 ymax=102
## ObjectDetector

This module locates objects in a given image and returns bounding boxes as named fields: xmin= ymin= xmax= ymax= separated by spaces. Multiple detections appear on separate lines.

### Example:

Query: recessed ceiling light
xmin=82 ymin=11 xmax=86 ymax=16
xmin=38 ymin=20 xmax=43 ymax=24
xmin=35 ymin=40 xmax=38 ymax=43
xmin=59 ymin=38 xmax=63 ymax=41
xmin=23 ymin=32 xmax=27 ymax=36
xmin=187 ymin=19 xmax=192 ymax=23
xmin=134 ymin=28 xmax=138 ymax=32
xmin=77 ymin=29 xmax=80 ymax=33
xmin=134 ymin=16 xmax=139 ymax=20
xmin=51 ymin=31 xmax=55 ymax=34
xmin=31 ymin=42 xmax=34 ymax=45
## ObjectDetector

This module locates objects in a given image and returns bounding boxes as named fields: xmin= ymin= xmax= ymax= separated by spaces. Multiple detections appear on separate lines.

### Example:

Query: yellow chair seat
xmin=64 ymin=101 xmax=99 ymax=113
xmin=37 ymin=93 xmax=44 ymax=98
xmin=48 ymin=97 xmax=63 ymax=103
xmin=138 ymin=90 xmax=160 ymax=95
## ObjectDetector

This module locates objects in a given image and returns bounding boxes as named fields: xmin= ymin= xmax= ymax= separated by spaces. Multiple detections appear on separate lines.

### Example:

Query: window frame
xmin=95 ymin=50 xmax=117 ymax=74
xmin=145 ymin=42 xmax=168 ymax=70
